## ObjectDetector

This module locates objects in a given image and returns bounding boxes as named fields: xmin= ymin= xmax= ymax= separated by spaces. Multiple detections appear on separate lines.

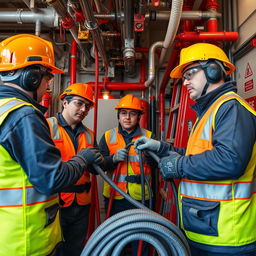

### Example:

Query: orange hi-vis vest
xmin=180 ymin=92 xmax=256 ymax=247
xmin=103 ymin=127 xmax=152 ymax=200
xmin=47 ymin=117 xmax=94 ymax=207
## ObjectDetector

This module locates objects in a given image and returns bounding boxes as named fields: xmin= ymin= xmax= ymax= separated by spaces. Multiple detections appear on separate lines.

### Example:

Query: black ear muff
xmin=20 ymin=66 xmax=43 ymax=91
xmin=204 ymin=62 xmax=222 ymax=83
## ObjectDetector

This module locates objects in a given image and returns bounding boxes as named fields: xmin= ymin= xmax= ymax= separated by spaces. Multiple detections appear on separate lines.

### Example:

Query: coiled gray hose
xmin=80 ymin=163 xmax=191 ymax=256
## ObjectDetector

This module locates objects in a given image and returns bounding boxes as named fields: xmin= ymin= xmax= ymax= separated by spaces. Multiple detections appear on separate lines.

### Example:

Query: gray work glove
xmin=113 ymin=148 xmax=128 ymax=163
xmin=158 ymin=152 xmax=182 ymax=180
xmin=77 ymin=147 xmax=104 ymax=166
xmin=134 ymin=136 xmax=160 ymax=152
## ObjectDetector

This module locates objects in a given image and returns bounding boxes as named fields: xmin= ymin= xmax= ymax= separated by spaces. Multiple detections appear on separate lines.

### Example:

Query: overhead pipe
xmin=122 ymin=0 xmax=136 ymax=77
xmin=70 ymin=40 xmax=77 ymax=84
xmin=79 ymin=0 xmax=109 ymax=68
xmin=158 ymin=0 xmax=184 ymax=66
xmin=146 ymin=10 xmax=221 ymax=21
xmin=46 ymin=0 xmax=91 ymax=61
xmin=0 ymin=8 xmax=58 ymax=27
xmin=144 ymin=41 xmax=163 ymax=87
xmin=144 ymin=0 xmax=183 ymax=88
xmin=87 ymin=60 xmax=147 ymax=91
xmin=175 ymin=31 xmax=238 ymax=41
xmin=158 ymin=0 xmax=195 ymax=140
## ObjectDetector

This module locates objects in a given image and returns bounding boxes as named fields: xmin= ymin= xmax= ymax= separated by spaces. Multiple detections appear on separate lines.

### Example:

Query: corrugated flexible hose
xmin=80 ymin=152 xmax=191 ymax=256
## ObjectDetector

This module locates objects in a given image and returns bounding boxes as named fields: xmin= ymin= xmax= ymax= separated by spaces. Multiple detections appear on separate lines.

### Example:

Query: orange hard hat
xmin=59 ymin=83 xmax=94 ymax=105
xmin=0 ymin=34 xmax=64 ymax=73
xmin=115 ymin=94 xmax=144 ymax=112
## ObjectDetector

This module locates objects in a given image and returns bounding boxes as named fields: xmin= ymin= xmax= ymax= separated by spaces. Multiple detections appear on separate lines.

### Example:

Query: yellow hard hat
xmin=59 ymin=83 xmax=94 ymax=105
xmin=170 ymin=43 xmax=235 ymax=78
xmin=0 ymin=34 xmax=64 ymax=73
xmin=115 ymin=94 xmax=144 ymax=112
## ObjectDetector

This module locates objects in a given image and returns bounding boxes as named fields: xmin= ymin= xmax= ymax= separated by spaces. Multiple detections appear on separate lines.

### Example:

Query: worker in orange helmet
xmin=0 ymin=34 xmax=103 ymax=256
xmin=99 ymin=94 xmax=157 ymax=256
xmin=47 ymin=83 xmax=103 ymax=256
xmin=135 ymin=43 xmax=256 ymax=256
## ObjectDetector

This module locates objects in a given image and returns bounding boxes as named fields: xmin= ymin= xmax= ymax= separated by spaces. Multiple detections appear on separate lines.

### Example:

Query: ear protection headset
xmin=203 ymin=60 xmax=223 ymax=83
xmin=19 ymin=66 xmax=43 ymax=91
xmin=0 ymin=65 xmax=43 ymax=91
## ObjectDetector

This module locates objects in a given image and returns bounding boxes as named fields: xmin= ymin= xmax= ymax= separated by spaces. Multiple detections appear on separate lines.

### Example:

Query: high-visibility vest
xmin=180 ymin=92 xmax=256 ymax=247
xmin=103 ymin=127 xmax=152 ymax=200
xmin=47 ymin=117 xmax=94 ymax=207
xmin=0 ymin=98 xmax=62 ymax=256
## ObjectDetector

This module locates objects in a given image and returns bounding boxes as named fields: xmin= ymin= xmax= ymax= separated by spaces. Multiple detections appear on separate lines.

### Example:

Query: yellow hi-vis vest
xmin=47 ymin=117 xmax=94 ymax=207
xmin=180 ymin=92 xmax=256 ymax=247
xmin=0 ymin=98 xmax=62 ymax=256
xmin=103 ymin=127 xmax=152 ymax=200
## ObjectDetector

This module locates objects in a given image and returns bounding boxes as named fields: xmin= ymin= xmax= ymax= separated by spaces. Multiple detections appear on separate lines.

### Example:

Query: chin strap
xmin=201 ymin=81 xmax=210 ymax=97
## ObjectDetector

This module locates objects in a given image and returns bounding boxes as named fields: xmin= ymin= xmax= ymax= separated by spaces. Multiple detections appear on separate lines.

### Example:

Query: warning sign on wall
xmin=245 ymin=96 xmax=256 ymax=110
xmin=244 ymin=63 xmax=253 ymax=79
xmin=244 ymin=79 xmax=254 ymax=92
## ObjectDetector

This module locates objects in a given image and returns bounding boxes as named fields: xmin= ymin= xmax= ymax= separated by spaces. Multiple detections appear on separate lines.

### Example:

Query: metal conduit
xmin=79 ymin=0 xmax=109 ymax=67
xmin=0 ymin=9 xmax=58 ymax=27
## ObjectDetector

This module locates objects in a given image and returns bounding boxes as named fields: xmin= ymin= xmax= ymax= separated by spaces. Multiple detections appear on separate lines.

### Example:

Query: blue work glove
xmin=134 ymin=136 xmax=160 ymax=152
xmin=113 ymin=148 xmax=128 ymax=163
xmin=158 ymin=152 xmax=182 ymax=180
xmin=77 ymin=147 xmax=104 ymax=166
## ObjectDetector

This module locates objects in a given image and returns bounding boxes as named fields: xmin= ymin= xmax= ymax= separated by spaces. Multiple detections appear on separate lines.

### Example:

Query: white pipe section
xmin=159 ymin=0 xmax=184 ymax=66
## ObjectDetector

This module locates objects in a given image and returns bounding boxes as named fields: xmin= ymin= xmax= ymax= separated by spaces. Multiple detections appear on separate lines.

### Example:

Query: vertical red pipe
xmin=70 ymin=40 xmax=77 ymax=84
xmin=92 ymin=43 xmax=101 ymax=225
xmin=206 ymin=0 xmax=218 ymax=32
xmin=85 ymin=44 xmax=101 ymax=242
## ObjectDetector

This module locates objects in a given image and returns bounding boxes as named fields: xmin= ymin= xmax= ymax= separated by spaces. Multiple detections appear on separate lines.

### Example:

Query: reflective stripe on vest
xmin=0 ymin=187 xmax=58 ymax=207
xmin=180 ymin=176 xmax=256 ymax=201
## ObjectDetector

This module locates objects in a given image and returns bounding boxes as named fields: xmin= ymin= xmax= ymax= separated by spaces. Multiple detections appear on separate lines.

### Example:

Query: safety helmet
xmin=170 ymin=43 xmax=235 ymax=78
xmin=115 ymin=94 xmax=144 ymax=112
xmin=59 ymin=83 xmax=94 ymax=105
xmin=0 ymin=34 xmax=64 ymax=73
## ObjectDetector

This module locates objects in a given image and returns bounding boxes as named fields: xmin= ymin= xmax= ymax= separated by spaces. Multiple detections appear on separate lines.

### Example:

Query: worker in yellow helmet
xmin=0 ymin=34 xmax=103 ymax=256
xmin=47 ymin=83 xmax=102 ymax=256
xmin=99 ymin=94 xmax=157 ymax=256
xmin=135 ymin=43 xmax=256 ymax=256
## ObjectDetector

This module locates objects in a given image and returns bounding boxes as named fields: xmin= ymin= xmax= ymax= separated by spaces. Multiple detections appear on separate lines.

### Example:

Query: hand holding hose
xmin=113 ymin=148 xmax=128 ymax=163
xmin=134 ymin=136 xmax=161 ymax=152
xmin=77 ymin=147 xmax=104 ymax=166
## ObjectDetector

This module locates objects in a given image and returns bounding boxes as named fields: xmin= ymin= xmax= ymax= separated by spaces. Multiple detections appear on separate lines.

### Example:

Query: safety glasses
xmin=119 ymin=110 xmax=139 ymax=117
xmin=182 ymin=65 xmax=203 ymax=81
xmin=69 ymin=99 xmax=92 ymax=110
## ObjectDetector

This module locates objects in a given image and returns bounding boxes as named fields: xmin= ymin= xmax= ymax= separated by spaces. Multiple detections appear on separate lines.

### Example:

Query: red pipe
xmin=92 ymin=43 xmax=101 ymax=226
xmin=70 ymin=40 xmax=77 ymax=84
xmin=88 ymin=82 xmax=147 ymax=91
xmin=176 ymin=31 xmax=238 ymax=41
xmin=88 ymin=60 xmax=147 ymax=91
xmin=86 ymin=44 xmax=101 ymax=242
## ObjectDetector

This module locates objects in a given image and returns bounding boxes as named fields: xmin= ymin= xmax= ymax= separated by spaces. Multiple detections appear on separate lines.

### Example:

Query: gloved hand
xmin=134 ymin=136 xmax=160 ymax=152
xmin=158 ymin=151 xmax=182 ymax=180
xmin=77 ymin=147 xmax=104 ymax=166
xmin=113 ymin=148 xmax=128 ymax=163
